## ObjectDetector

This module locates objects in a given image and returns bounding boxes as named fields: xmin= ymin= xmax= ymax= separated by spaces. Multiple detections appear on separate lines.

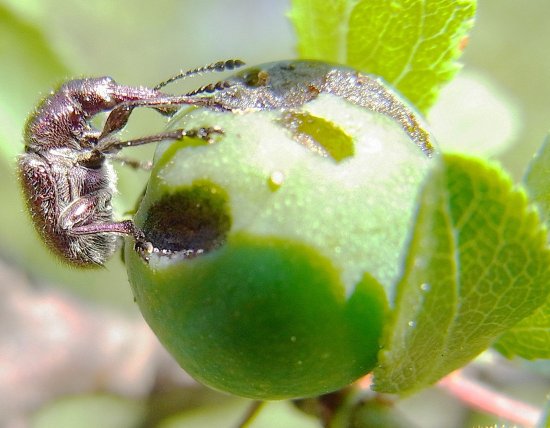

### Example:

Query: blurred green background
xmin=0 ymin=0 xmax=548 ymax=427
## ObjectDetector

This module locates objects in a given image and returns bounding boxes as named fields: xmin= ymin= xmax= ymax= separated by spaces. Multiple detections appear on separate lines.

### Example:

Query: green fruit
xmin=125 ymin=80 xmax=434 ymax=399
xmin=128 ymin=229 xmax=387 ymax=399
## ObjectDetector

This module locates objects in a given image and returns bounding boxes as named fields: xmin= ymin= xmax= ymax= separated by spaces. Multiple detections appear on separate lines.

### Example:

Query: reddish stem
xmin=357 ymin=370 xmax=542 ymax=427
xmin=438 ymin=370 xmax=541 ymax=427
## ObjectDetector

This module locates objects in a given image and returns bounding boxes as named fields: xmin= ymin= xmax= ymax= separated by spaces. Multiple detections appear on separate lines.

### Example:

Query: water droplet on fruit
xmin=268 ymin=170 xmax=285 ymax=191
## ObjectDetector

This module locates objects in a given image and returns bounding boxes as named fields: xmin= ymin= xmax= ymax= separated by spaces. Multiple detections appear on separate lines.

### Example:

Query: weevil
xmin=19 ymin=59 xmax=433 ymax=267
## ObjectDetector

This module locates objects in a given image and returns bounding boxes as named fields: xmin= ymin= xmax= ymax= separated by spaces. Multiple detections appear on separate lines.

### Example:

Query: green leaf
xmin=492 ymin=134 xmax=550 ymax=360
xmin=288 ymin=0 xmax=355 ymax=64
xmin=493 ymin=296 xmax=550 ymax=360
xmin=374 ymin=154 xmax=550 ymax=395
xmin=289 ymin=0 xmax=476 ymax=112
xmin=524 ymin=134 xmax=550 ymax=224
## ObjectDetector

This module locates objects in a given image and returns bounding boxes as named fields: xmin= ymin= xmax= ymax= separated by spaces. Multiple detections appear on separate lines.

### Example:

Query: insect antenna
xmin=184 ymin=80 xmax=233 ymax=96
xmin=154 ymin=59 xmax=245 ymax=91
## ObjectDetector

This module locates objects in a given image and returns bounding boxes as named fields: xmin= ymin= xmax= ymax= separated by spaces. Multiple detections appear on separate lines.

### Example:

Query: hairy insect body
xmin=20 ymin=77 xmax=165 ymax=266
xmin=19 ymin=150 xmax=117 ymax=265
xmin=20 ymin=59 xmax=432 ymax=267
xmin=27 ymin=78 xmax=142 ymax=150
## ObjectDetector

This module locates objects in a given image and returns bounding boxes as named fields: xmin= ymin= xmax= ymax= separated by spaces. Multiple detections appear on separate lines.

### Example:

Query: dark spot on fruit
xmin=142 ymin=181 xmax=231 ymax=258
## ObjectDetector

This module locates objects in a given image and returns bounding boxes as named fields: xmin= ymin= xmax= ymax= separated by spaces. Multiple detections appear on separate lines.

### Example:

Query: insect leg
xmin=98 ymin=104 xmax=134 ymax=140
xmin=96 ymin=127 xmax=223 ymax=155
xmin=70 ymin=219 xmax=137 ymax=236
xmin=70 ymin=219 xmax=151 ymax=252
xmin=110 ymin=155 xmax=153 ymax=171
xmin=71 ymin=217 xmax=153 ymax=251
xmin=58 ymin=191 xmax=114 ymax=232
xmin=60 ymin=194 xmax=145 ymax=240
xmin=107 ymin=126 xmax=219 ymax=171
xmin=98 ymin=93 xmax=227 ymax=143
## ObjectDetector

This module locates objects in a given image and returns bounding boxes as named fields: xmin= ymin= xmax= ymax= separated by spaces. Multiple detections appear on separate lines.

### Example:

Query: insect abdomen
xmin=18 ymin=152 xmax=117 ymax=266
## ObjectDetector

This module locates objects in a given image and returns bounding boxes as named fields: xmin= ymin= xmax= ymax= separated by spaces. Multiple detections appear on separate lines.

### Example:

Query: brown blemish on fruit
xmin=141 ymin=181 xmax=231 ymax=259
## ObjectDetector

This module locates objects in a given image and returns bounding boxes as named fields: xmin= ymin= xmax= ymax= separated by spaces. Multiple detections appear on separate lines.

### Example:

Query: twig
xmin=357 ymin=369 xmax=542 ymax=427
xmin=235 ymin=401 xmax=265 ymax=428
xmin=438 ymin=369 xmax=541 ymax=427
